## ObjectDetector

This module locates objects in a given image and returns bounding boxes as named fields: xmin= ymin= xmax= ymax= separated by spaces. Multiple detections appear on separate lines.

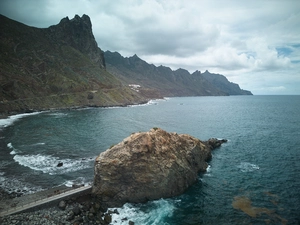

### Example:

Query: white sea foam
xmin=0 ymin=112 xmax=41 ymax=129
xmin=48 ymin=112 xmax=68 ymax=118
xmin=13 ymin=154 xmax=95 ymax=175
xmin=26 ymin=142 xmax=45 ymax=147
xmin=10 ymin=150 xmax=17 ymax=155
xmin=206 ymin=164 xmax=212 ymax=172
xmin=64 ymin=180 xmax=75 ymax=187
xmin=237 ymin=162 xmax=260 ymax=172
xmin=129 ymin=98 xmax=168 ymax=108
xmin=63 ymin=177 xmax=92 ymax=187
xmin=110 ymin=199 xmax=174 ymax=225
xmin=7 ymin=143 xmax=13 ymax=149
xmin=7 ymin=143 xmax=19 ymax=155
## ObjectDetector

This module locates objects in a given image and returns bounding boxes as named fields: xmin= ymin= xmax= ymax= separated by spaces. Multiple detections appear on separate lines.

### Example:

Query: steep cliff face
xmin=47 ymin=14 xmax=105 ymax=69
xmin=92 ymin=128 xmax=227 ymax=207
xmin=0 ymin=14 xmax=146 ymax=115
xmin=105 ymin=51 xmax=253 ymax=97
xmin=201 ymin=70 xmax=252 ymax=95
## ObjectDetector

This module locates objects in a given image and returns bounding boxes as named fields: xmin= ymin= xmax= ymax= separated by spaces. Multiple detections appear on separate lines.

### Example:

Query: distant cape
xmin=104 ymin=51 xmax=252 ymax=98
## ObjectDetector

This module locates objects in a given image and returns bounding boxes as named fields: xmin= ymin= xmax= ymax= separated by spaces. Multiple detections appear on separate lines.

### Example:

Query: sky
xmin=0 ymin=0 xmax=300 ymax=95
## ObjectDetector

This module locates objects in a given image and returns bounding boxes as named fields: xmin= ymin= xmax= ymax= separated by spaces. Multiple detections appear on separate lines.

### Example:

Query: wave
xmin=206 ymin=164 xmax=211 ymax=172
xmin=7 ymin=142 xmax=19 ymax=155
xmin=47 ymin=112 xmax=68 ymax=118
xmin=32 ymin=142 xmax=46 ymax=146
xmin=0 ymin=112 xmax=41 ymax=129
xmin=237 ymin=162 xmax=260 ymax=172
xmin=203 ymin=164 xmax=212 ymax=177
xmin=13 ymin=154 xmax=95 ymax=175
xmin=21 ymin=142 xmax=46 ymax=147
xmin=109 ymin=199 xmax=175 ymax=225
xmin=63 ymin=177 xmax=92 ymax=187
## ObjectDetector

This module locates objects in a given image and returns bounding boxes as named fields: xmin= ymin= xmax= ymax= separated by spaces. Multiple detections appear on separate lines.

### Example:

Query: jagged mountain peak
xmin=47 ymin=14 xmax=105 ymax=68
xmin=192 ymin=70 xmax=202 ymax=76
xmin=57 ymin=14 xmax=92 ymax=29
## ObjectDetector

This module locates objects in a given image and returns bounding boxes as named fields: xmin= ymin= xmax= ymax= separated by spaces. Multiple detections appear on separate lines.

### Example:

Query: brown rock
xmin=92 ymin=128 xmax=226 ymax=207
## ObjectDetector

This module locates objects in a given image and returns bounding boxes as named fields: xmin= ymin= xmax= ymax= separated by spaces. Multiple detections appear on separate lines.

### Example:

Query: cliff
xmin=0 ymin=14 xmax=147 ymax=115
xmin=92 ymin=128 xmax=227 ymax=207
xmin=105 ymin=51 xmax=253 ymax=97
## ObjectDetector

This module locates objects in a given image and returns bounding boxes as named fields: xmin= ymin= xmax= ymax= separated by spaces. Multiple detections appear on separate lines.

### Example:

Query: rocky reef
xmin=92 ymin=128 xmax=227 ymax=207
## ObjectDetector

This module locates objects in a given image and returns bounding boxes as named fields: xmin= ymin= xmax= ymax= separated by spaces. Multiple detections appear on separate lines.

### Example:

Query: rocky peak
xmin=48 ymin=14 xmax=105 ymax=68
xmin=174 ymin=68 xmax=190 ymax=76
xmin=192 ymin=70 xmax=202 ymax=76
xmin=58 ymin=14 xmax=92 ymax=29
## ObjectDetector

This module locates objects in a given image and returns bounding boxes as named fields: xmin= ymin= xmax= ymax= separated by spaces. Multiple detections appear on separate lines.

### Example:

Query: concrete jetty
xmin=0 ymin=185 xmax=92 ymax=217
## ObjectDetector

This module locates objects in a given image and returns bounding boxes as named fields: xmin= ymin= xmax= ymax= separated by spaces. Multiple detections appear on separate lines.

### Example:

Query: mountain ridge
xmin=0 ymin=14 xmax=252 ymax=115
xmin=105 ymin=51 xmax=252 ymax=98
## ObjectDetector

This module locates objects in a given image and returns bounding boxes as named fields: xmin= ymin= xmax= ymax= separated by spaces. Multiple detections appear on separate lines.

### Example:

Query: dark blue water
xmin=0 ymin=96 xmax=299 ymax=224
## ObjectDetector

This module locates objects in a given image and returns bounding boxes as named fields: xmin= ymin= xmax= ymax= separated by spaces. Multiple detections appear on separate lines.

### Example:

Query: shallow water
xmin=0 ymin=96 xmax=299 ymax=224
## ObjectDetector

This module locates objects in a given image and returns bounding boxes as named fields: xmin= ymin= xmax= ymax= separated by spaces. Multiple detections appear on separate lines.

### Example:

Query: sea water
xmin=0 ymin=96 xmax=299 ymax=224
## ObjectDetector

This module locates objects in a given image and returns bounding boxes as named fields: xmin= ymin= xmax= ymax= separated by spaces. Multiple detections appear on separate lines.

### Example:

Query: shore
xmin=0 ymin=99 xmax=154 ymax=120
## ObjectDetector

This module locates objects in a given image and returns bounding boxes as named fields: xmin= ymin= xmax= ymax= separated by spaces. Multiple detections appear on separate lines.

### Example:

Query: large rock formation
xmin=92 ymin=128 xmax=227 ymax=207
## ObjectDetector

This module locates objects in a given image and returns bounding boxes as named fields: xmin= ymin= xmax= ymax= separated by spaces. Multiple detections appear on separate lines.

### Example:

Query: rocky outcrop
xmin=47 ymin=14 xmax=105 ymax=69
xmin=92 ymin=128 xmax=227 ymax=207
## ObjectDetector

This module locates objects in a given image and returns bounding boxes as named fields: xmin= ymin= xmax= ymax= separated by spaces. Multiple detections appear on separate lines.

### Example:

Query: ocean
xmin=0 ymin=96 xmax=299 ymax=224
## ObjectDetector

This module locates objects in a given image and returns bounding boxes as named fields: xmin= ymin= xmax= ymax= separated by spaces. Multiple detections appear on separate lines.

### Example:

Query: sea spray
xmin=110 ymin=199 xmax=175 ymax=225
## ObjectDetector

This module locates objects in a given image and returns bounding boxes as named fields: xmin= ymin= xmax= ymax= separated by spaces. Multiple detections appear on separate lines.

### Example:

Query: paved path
xmin=0 ymin=185 xmax=92 ymax=217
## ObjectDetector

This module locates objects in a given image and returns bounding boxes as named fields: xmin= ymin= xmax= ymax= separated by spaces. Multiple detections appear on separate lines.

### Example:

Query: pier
xmin=0 ymin=185 xmax=92 ymax=217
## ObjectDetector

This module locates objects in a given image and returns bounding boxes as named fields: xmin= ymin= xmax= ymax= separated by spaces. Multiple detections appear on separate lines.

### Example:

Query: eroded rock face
xmin=92 ymin=128 xmax=226 ymax=207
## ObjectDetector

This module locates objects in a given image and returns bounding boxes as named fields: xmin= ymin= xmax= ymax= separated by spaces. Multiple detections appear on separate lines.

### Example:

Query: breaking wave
xmin=63 ymin=177 xmax=92 ymax=187
xmin=13 ymin=154 xmax=95 ymax=175
xmin=7 ymin=142 xmax=20 ymax=155
xmin=110 ymin=199 xmax=175 ymax=225
xmin=0 ymin=112 xmax=41 ymax=129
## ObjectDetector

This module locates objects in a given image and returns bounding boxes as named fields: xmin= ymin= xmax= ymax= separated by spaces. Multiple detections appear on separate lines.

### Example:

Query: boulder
xmin=72 ymin=205 xmax=81 ymax=216
xmin=58 ymin=200 xmax=67 ymax=210
xmin=92 ymin=128 xmax=227 ymax=207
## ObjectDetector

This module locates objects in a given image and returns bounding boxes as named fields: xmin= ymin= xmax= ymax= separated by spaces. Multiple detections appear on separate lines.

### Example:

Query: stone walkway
xmin=0 ymin=185 xmax=92 ymax=217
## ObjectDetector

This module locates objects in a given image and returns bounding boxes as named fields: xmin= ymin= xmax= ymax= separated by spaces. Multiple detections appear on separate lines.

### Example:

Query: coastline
xmin=0 ymin=99 xmax=152 ymax=120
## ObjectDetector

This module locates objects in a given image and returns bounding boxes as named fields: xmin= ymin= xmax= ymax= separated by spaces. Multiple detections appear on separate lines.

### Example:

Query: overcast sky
xmin=1 ymin=0 xmax=299 ymax=95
